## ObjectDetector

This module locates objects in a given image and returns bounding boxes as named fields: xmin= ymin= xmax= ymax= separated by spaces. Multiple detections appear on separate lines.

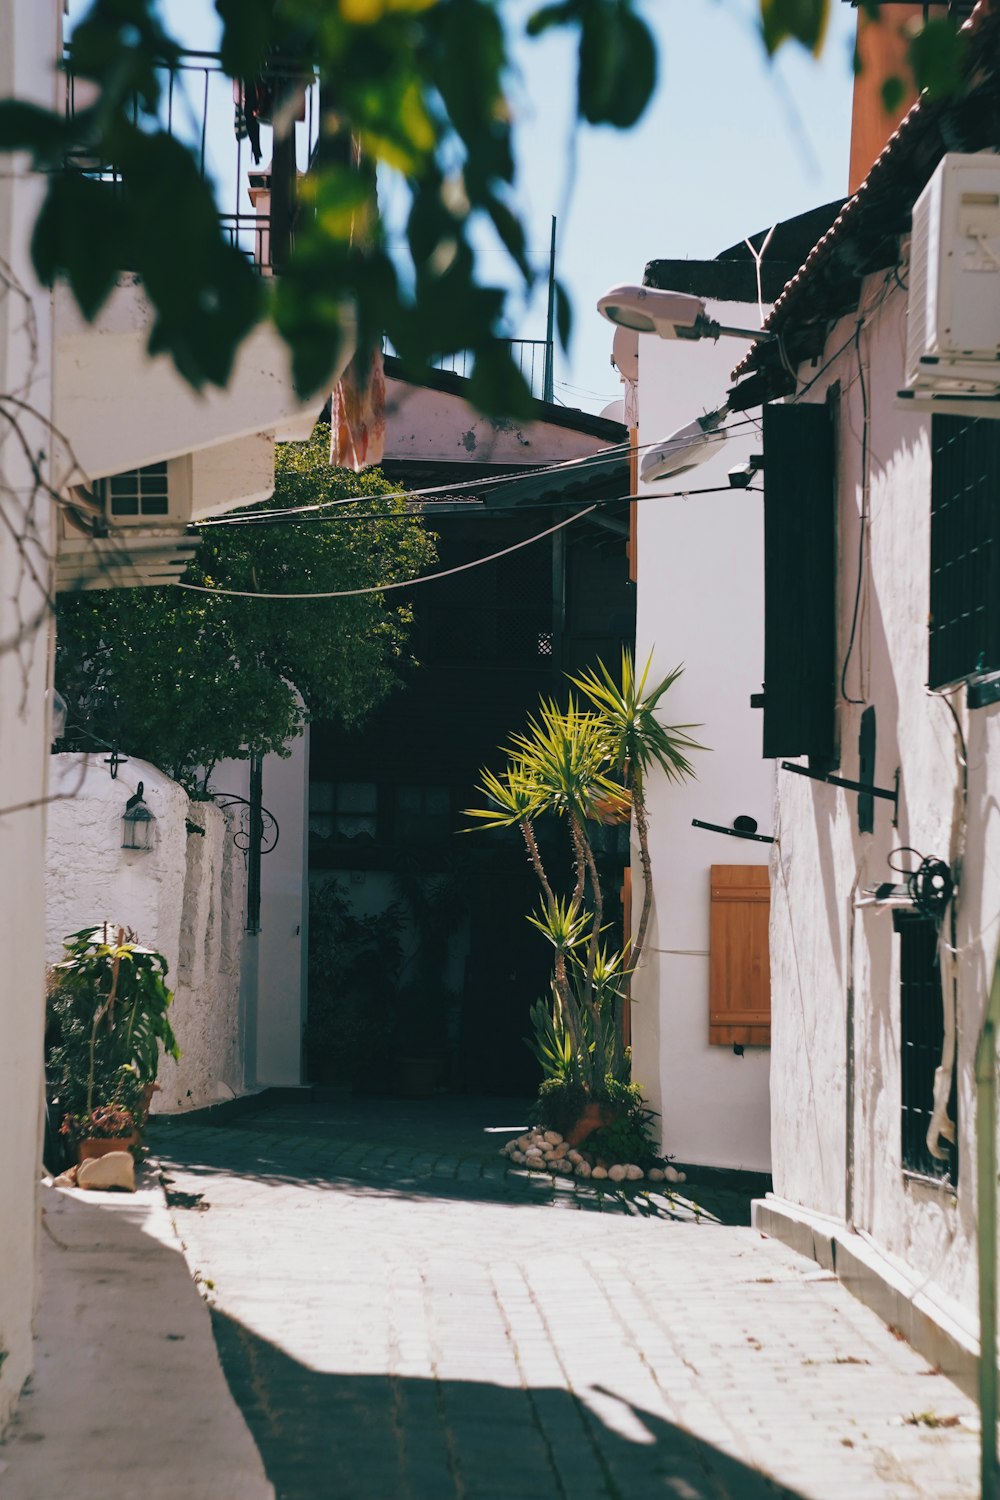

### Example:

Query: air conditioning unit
xmin=901 ymin=152 xmax=1000 ymax=410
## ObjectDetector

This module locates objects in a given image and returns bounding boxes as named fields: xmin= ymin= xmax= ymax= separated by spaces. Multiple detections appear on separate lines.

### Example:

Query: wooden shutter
xmin=709 ymin=865 xmax=771 ymax=1047
xmin=761 ymin=400 xmax=837 ymax=760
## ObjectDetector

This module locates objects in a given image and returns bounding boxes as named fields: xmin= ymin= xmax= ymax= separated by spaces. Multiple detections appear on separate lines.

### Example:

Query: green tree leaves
xmin=1 ymin=0 xmax=971 ymax=414
xmin=55 ymin=425 xmax=437 ymax=789
xmin=760 ymin=0 xmax=830 ymax=58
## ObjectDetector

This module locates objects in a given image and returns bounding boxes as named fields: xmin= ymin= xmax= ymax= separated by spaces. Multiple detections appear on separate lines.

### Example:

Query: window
xmin=102 ymin=462 xmax=170 ymax=519
xmin=309 ymin=781 xmax=377 ymax=843
xmin=760 ymin=400 xmax=837 ymax=760
xmin=394 ymin=785 xmax=454 ymax=844
xmin=895 ymin=911 xmax=957 ymax=1184
xmin=929 ymin=415 xmax=1000 ymax=692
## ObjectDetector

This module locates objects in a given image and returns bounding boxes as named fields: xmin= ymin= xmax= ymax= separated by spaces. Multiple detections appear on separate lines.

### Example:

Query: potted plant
xmin=45 ymin=925 xmax=180 ymax=1165
xmin=465 ymin=650 xmax=703 ymax=1142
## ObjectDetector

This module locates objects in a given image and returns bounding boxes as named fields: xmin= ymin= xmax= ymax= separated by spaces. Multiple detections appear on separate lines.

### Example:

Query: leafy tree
xmin=55 ymin=425 xmax=437 ymax=788
xmin=0 ymin=0 xmax=954 ymax=415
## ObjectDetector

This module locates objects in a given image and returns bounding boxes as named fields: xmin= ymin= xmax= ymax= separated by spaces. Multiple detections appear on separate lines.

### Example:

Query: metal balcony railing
xmin=63 ymin=51 xmax=556 ymax=398
xmin=63 ymin=50 xmax=320 ymax=271
xmin=384 ymin=337 xmax=554 ymax=401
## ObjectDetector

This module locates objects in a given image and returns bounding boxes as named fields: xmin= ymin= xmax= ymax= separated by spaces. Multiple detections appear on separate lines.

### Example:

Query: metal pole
xmin=977 ymin=947 xmax=1000 ymax=1498
xmin=543 ymin=215 xmax=556 ymax=404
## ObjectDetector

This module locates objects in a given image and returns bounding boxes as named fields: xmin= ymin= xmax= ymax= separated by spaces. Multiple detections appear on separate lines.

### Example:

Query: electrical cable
xmin=178 ymin=481 xmax=762 ymax=598
xmin=178 ymin=503 xmax=599 ymax=599
xmin=197 ymin=414 xmax=766 ymax=528
xmin=194 ymin=483 xmax=758 ymax=529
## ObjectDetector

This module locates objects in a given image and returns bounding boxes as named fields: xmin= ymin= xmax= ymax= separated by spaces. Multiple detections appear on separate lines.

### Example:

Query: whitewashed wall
xmin=0 ymin=0 xmax=61 ymax=1431
xmin=211 ymin=733 xmax=310 ymax=1090
xmin=770 ymin=273 xmax=998 ymax=1323
xmin=45 ymin=755 xmax=248 ymax=1114
xmin=626 ymin=297 xmax=773 ymax=1172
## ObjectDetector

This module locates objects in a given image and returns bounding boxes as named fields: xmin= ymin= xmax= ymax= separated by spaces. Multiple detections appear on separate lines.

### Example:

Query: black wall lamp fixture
xmin=121 ymin=781 xmax=155 ymax=851
xmin=780 ymin=760 xmax=899 ymax=823
xmin=691 ymin=815 xmax=775 ymax=845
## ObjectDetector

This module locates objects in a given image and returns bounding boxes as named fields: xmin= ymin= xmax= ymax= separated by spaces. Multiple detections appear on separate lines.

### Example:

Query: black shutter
xmin=761 ymin=402 xmax=837 ymax=760
xmin=929 ymin=416 xmax=1000 ymax=691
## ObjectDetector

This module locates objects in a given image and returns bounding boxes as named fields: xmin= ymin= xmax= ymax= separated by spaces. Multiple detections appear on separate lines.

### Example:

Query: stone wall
xmin=46 ymin=755 xmax=249 ymax=1114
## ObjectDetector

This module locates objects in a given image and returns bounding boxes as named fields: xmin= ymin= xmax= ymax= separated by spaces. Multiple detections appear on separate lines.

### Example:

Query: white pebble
xmin=511 ymin=1151 xmax=526 ymax=1165
xmin=516 ymin=1135 xmax=532 ymax=1150
xmin=625 ymin=1165 xmax=644 ymax=1181
xmin=591 ymin=1166 xmax=608 ymax=1180
xmin=567 ymin=1150 xmax=582 ymax=1165
xmin=608 ymin=1164 xmax=627 ymax=1183
xmin=543 ymin=1130 xmax=563 ymax=1146
xmin=574 ymin=1162 xmax=591 ymax=1178
xmin=663 ymin=1165 xmax=680 ymax=1183
xmin=676 ymin=1171 xmax=686 ymax=1183
xmin=552 ymin=1158 xmax=572 ymax=1175
xmin=647 ymin=1167 xmax=665 ymax=1182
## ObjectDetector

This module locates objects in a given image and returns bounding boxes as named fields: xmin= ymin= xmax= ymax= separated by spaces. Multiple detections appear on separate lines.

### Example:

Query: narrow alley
xmin=145 ymin=1096 xmax=979 ymax=1500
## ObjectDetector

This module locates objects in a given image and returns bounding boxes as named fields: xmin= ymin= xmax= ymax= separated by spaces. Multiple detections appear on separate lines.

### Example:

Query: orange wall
xmin=849 ymin=4 xmax=949 ymax=193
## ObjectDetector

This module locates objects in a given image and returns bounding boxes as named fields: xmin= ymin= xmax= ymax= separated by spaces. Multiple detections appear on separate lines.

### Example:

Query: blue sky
xmin=68 ymin=0 xmax=858 ymax=411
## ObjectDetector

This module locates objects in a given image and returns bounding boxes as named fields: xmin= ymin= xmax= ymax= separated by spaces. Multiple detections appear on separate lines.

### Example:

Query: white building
xmin=0 ymin=1 xmax=348 ymax=1429
xmin=604 ymin=207 xmax=841 ymax=1176
xmin=736 ymin=0 xmax=1000 ymax=1392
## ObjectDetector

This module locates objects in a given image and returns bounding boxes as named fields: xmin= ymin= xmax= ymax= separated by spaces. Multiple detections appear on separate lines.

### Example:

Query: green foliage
xmin=525 ymin=895 xmax=591 ymax=956
xmin=2 ymin=3 xmax=963 ymax=413
xmin=531 ymin=1074 xmax=588 ymax=1138
xmin=391 ymin=859 xmax=469 ymax=1055
xmin=585 ymin=1074 xmax=659 ymax=1166
xmin=569 ymin=651 xmax=705 ymax=788
xmin=760 ymin=0 xmax=830 ymax=58
xmin=526 ymin=992 xmax=575 ymax=1080
xmin=0 ymin=0 xmax=657 ymax=409
xmin=908 ymin=17 xmax=969 ymax=101
xmin=55 ymin=426 xmax=436 ymax=790
xmin=45 ymin=925 xmax=178 ymax=1131
xmin=305 ymin=878 xmax=404 ymax=1082
xmin=467 ymin=650 xmax=702 ymax=1108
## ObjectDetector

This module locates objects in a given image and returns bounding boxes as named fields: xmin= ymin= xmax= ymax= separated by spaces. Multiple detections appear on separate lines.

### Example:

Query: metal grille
xmin=929 ymin=415 xmax=1000 ymax=689
xmin=896 ymin=912 xmax=957 ymax=1184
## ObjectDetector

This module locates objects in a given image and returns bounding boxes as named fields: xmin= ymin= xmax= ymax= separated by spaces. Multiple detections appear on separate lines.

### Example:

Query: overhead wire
xmin=178 ymin=483 xmax=760 ymax=600
xmin=195 ymin=481 xmax=757 ymax=529
xmin=197 ymin=413 xmax=765 ymax=529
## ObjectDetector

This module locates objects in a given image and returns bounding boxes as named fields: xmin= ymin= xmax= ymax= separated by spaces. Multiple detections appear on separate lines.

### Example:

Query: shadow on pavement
xmin=210 ymin=1305 xmax=802 ymax=1500
xmin=150 ymin=1094 xmax=758 ymax=1225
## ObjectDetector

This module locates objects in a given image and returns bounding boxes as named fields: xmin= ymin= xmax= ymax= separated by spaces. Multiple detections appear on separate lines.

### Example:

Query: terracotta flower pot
xmin=77 ymin=1134 xmax=139 ymax=1163
xmin=565 ymin=1102 xmax=616 ymax=1147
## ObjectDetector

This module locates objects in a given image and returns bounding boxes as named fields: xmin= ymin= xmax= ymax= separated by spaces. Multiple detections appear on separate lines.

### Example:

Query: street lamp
xmin=597 ymin=284 xmax=774 ymax=344
xmin=640 ymin=407 xmax=728 ymax=483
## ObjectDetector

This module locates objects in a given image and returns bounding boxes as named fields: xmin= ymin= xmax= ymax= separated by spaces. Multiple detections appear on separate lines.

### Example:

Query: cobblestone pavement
xmin=151 ymin=1095 xmax=981 ymax=1500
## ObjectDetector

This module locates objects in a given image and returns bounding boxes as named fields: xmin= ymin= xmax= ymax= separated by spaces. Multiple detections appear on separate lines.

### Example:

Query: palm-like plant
xmin=570 ymin=651 xmax=705 ymax=982
xmin=466 ymin=650 xmax=704 ymax=1106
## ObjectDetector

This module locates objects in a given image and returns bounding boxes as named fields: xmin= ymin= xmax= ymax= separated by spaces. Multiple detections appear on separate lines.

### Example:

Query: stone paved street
xmin=152 ymin=1095 xmax=981 ymax=1500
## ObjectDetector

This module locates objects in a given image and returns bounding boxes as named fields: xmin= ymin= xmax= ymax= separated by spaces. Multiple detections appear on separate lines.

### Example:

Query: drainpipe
xmin=976 ymin=946 xmax=1000 ymax=1499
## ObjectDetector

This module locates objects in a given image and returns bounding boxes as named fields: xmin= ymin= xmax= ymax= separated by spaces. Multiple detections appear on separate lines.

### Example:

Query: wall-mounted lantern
xmin=122 ymin=781 xmax=155 ymax=852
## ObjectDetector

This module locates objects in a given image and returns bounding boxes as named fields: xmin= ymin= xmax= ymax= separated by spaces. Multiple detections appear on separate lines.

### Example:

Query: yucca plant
xmin=466 ymin=650 xmax=704 ymax=1105
xmin=570 ymin=651 xmax=705 ymax=985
